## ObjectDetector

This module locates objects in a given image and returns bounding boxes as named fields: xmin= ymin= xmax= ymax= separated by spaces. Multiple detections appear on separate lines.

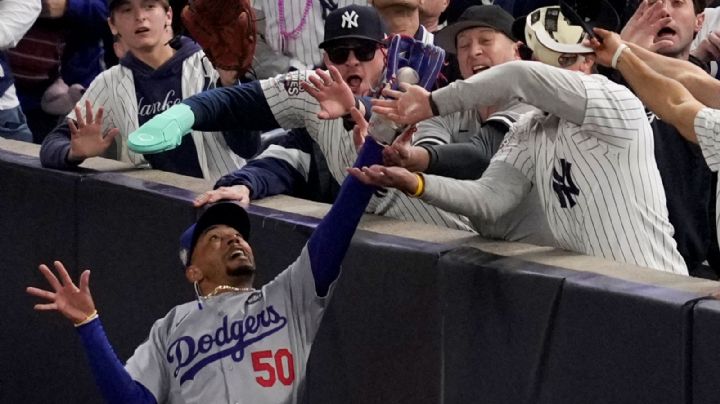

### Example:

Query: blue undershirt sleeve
xmin=76 ymin=318 xmax=157 ymax=404
xmin=307 ymin=137 xmax=382 ymax=297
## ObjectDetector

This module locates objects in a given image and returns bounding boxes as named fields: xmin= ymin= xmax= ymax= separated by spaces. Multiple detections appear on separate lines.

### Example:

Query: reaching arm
xmin=589 ymin=28 xmax=706 ymax=143
xmin=421 ymin=121 xmax=509 ymax=179
xmin=622 ymin=41 xmax=720 ymax=109
xmin=214 ymin=130 xmax=315 ymax=199
xmin=432 ymin=61 xmax=588 ymax=125
xmin=77 ymin=320 xmax=157 ymax=404
xmin=615 ymin=47 xmax=704 ymax=142
xmin=306 ymin=110 xmax=380 ymax=297
xmin=26 ymin=262 xmax=156 ymax=404
xmin=420 ymin=160 xmax=531 ymax=223
xmin=183 ymin=80 xmax=281 ymax=133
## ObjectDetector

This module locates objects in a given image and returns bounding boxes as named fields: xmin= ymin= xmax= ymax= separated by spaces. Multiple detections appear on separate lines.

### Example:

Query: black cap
xmin=180 ymin=202 xmax=251 ymax=266
xmin=435 ymin=5 xmax=515 ymax=54
xmin=559 ymin=0 xmax=621 ymax=39
xmin=319 ymin=5 xmax=386 ymax=48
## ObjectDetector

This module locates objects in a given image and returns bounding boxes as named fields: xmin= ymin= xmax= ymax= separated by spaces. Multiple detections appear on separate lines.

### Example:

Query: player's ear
xmin=185 ymin=265 xmax=203 ymax=283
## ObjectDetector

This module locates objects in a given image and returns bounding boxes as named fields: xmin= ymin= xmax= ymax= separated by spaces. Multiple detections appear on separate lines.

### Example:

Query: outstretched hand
xmin=347 ymin=164 xmax=419 ymax=194
xmin=382 ymin=125 xmax=427 ymax=170
xmin=67 ymin=100 xmax=120 ymax=162
xmin=26 ymin=261 xmax=96 ymax=325
xmin=302 ymin=66 xmax=356 ymax=120
xmin=371 ymin=83 xmax=433 ymax=126
xmin=588 ymin=28 xmax=625 ymax=67
xmin=194 ymin=185 xmax=251 ymax=207
xmin=620 ymin=0 xmax=673 ymax=52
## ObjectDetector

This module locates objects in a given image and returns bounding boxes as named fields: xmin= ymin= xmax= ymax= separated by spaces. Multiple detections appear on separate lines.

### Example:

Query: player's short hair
xmin=692 ymin=0 xmax=706 ymax=14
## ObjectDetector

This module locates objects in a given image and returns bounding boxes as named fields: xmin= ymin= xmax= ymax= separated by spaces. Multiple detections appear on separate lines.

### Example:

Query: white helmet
xmin=515 ymin=6 xmax=592 ymax=68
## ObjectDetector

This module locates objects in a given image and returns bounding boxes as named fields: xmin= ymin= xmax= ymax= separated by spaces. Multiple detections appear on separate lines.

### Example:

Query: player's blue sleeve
xmin=182 ymin=81 xmax=281 ymax=133
xmin=307 ymin=137 xmax=382 ymax=297
xmin=214 ymin=130 xmax=315 ymax=198
xmin=76 ymin=318 xmax=157 ymax=404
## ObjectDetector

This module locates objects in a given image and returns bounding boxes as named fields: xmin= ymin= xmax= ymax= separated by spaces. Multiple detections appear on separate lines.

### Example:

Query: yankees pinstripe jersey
xmin=253 ymin=0 xmax=369 ymax=70
xmin=412 ymin=105 xmax=557 ymax=247
xmin=48 ymin=42 xmax=246 ymax=182
xmin=261 ymin=70 xmax=473 ymax=231
xmin=694 ymin=107 xmax=720 ymax=250
xmin=426 ymin=61 xmax=687 ymax=274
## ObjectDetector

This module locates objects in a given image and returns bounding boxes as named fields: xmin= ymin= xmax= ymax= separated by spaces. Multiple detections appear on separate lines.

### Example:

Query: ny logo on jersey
xmin=552 ymin=159 xmax=580 ymax=208
xmin=341 ymin=10 xmax=359 ymax=29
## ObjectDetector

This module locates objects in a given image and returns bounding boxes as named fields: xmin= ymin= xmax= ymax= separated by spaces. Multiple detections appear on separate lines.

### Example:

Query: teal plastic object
xmin=128 ymin=103 xmax=196 ymax=154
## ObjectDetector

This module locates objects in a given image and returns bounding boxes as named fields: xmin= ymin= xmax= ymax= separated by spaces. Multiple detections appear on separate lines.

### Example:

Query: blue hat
xmin=180 ymin=202 xmax=251 ymax=267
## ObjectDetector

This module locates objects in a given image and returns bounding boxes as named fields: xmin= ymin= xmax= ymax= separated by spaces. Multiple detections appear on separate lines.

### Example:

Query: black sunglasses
xmin=326 ymin=43 xmax=379 ymax=64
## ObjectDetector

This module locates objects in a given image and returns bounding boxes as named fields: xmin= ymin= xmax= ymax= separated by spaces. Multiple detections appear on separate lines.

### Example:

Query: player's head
xmin=642 ymin=0 xmax=705 ymax=58
xmin=512 ymin=6 xmax=596 ymax=74
xmin=320 ymin=5 xmax=387 ymax=96
xmin=180 ymin=202 xmax=255 ymax=293
xmin=436 ymin=5 xmax=521 ymax=80
xmin=107 ymin=0 xmax=173 ymax=53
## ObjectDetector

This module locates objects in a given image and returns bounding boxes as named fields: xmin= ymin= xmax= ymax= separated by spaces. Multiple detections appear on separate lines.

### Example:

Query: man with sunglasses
xmin=349 ymin=5 xmax=687 ymax=274
xmin=136 ymin=5 xmax=472 ymax=232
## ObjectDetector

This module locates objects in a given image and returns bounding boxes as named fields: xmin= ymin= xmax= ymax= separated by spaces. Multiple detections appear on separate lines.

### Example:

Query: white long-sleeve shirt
xmin=422 ymin=61 xmax=687 ymax=275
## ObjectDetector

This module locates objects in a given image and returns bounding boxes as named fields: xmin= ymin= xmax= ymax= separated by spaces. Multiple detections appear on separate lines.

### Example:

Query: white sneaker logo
xmin=341 ymin=10 xmax=359 ymax=29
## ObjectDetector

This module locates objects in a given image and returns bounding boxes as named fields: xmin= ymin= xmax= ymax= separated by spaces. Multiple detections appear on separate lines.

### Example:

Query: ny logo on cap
xmin=341 ymin=10 xmax=359 ymax=29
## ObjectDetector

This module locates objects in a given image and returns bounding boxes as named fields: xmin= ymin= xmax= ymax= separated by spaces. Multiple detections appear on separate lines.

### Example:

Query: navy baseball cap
xmin=319 ymin=5 xmax=386 ymax=48
xmin=435 ymin=5 xmax=516 ymax=54
xmin=180 ymin=201 xmax=251 ymax=267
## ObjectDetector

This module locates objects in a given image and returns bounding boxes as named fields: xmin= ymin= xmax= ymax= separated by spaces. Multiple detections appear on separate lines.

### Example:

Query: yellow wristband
xmin=74 ymin=310 xmax=99 ymax=327
xmin=411 ymin=173 xmax=425 ymax=197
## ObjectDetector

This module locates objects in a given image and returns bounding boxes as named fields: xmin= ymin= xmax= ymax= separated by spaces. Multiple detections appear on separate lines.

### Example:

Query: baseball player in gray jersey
xmin=26 ymin=124 xmax=383 ymax=403
xmin=352 ymin=6 xmax=688 ymax=274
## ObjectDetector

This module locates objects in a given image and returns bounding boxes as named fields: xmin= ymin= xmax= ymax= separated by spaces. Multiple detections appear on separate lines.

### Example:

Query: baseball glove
xmin=181 ymin=0 xmax=257 ymax=74
xmin=369 ymin=35 xmax=445 ymax=144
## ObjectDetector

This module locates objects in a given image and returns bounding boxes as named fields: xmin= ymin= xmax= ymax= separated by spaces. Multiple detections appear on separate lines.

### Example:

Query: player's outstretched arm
xmin=590 ymin=28 xmax=705 ymax=143
xmin=26 ymin=262 xmax=157 ymax=404
xmin=307 ymin=108 xmax=381 ymax=297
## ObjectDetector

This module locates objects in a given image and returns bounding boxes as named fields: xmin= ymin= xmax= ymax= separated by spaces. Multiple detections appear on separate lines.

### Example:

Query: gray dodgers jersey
xmin=126 ymin=248 xmax=324 ymax=404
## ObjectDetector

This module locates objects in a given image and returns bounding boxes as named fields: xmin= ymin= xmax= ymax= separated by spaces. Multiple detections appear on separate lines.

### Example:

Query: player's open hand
xmin=26 ymin=261 xmax=97 ymax=325
xmin=194 ymin=185 xmax=251 ymax=208
xmin=347 ymin=164 xmax=418 ymax=194
xmin=620 ymin=0 xmax=673 ymax=52
xmin=302 ymin=66 xmax=356 ymax=120
xmin=371 ymin=83 xmax=433 ymax=126
xmin=67 ymin=100 xmax=119 ymax=162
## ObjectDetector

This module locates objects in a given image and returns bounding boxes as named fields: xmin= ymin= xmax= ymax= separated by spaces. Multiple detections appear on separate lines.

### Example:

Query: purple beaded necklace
xmin=278 ymin=0 xmax=314 ymax=51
